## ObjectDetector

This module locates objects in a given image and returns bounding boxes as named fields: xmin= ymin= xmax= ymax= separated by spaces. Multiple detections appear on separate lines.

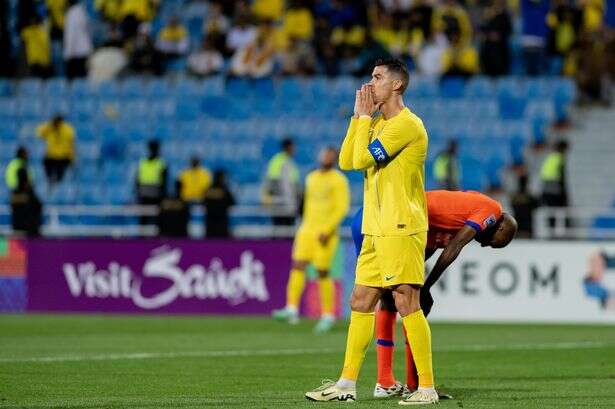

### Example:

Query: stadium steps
xmin=567 ymin=105 xmax=615 ymax=208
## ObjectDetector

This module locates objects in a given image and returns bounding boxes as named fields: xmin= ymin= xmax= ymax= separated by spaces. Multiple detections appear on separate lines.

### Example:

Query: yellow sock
xmin=319 ymin=277 xmax=334 ymax=316
xmin=402 ymin=310 xmax=434 ymax=388
xmin=340 ymin=311 xmax=375 ymax=381
xmin=286 ymin=269 xmax=305 ymax=309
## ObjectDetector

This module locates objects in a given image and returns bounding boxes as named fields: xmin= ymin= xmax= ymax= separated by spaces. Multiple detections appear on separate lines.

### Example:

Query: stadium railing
xmin=534 ymin=207 xmax=615 ymax=240
xmin=0 ymin=204 xmax=355 ymax=239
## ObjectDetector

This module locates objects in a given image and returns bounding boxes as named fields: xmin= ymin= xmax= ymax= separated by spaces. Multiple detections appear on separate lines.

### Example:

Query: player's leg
xmin=305 ymin=284 xmax=383 ymax=402
xmin=272 ymin=259 xmax=308 ymax=324
xmin=394 ymin=284 xmax=438 ymax=405
xmin=272 ymin=229 xmax=312 ymax=324
xmin=305 ymin=235 xmax=382 ymax=402
xmin=374 ymin=290 xmax=404 ymax=397
xmin=313 ymin=234 xmax=339 ymax=333
xmin=402 ymin=321 xmax=419 ymax=393
xmin=376 ymin=233 xmax=437 ymax=405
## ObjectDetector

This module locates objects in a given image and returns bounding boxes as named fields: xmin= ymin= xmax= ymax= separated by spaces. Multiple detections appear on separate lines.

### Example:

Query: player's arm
xmin=420 ymin=226 xmax=476 ymax=316
xmin=339 ymin=116 xmax=358 ymax=171
xmin=424 ymin=225 xmax=476 ymax=289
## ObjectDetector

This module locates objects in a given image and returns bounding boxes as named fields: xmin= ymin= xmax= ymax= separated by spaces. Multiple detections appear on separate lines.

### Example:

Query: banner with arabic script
xmin=26 ymin=239 xmax=292 ymax=314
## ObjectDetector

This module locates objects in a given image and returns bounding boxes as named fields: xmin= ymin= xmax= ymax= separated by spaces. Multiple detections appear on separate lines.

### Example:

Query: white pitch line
xmin=0 ymin=341 xmax=612 ymax=364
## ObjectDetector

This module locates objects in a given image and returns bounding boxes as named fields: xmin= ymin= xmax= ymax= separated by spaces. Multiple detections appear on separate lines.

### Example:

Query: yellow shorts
xmin=355 ymin=232 xmax=427 ymax=288
xmin=292 ymin=228 xmax=339 ymax=271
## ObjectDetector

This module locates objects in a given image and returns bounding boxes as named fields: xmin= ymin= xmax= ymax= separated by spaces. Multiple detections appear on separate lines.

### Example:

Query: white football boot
xmin=398 ymin=388 xmax=439 ymax=405
xmin=373 ymin=382 xmax=404 ymax=398
xmin=305 ymin=379 xmax=356 ymax=402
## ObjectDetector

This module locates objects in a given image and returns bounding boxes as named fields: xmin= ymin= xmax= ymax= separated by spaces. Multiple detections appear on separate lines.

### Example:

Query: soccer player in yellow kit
xmin=272 ymin=147 xmax=350 ymax=333
xmin=305 ymin=58 xmax=437 ymax=405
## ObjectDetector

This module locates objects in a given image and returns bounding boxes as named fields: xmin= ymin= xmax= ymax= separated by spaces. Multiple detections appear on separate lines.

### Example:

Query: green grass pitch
xmin=1 ymin=315 xmax=615 ymax=408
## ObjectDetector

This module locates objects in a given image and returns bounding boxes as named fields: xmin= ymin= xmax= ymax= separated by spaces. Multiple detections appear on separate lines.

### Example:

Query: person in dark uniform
xmin=204 ymin=170 xmax=235 ymax=238
xmin=11 ymin=168 xmax=42 ymax=237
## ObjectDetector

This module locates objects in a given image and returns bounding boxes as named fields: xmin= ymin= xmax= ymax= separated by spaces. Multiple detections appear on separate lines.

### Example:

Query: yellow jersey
xmin=301 ymin=168 xmax=350 ymax=235
xmin=179 ymin=167 xmax=212 ymax=202
xmin=283 ymin=8 xmax=314 ymax=41
xmin=339 ymin=108 xmax=428 ymax=236
xmin=36 ymin=121 xmax=75 ymax=160
xmin=21 ymin=24 xmax=51 ymax=67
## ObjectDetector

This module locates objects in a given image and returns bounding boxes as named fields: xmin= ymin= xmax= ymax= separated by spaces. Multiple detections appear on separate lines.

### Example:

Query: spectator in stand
xmin=433 ymin=139 xmax=461 ymax=190
xmin=225 ymin=15 xmax=256 ymax=54
xmin=64 ymin=0 xmax=93 ymax=79
xmin=407 ymin=0 xmax=434 ymax=53
xmin=283 ymin=0 xmax=314 ymax=42
xmin=156 ymin=16 xmax=189 ymax=59
xmin=130 ymin=23 xmax=163 ymax=75
xmin=202 ymin=1 xmax=230 ymax=55
xmin=280 ymin=37 xmax=317 ymax=75
xmin=0 ymin=1 xmax=12 ymax=77
xmin=204 ymin=170 xmax=236 ymax=238
xmin=46 ymin=0 xmax=67 ymax=40
xmin=479 ymin=0 xmax=512 ymax=76
xmin=511 ymin=174 xmax=539 ymax=238
xmin=354 ymin=32 xmax=391 ymax=76
xmin=417 ymin=32 xmax=448 ymax=77
xmin=230 ymin=24 xmax=276 ymax=78
xmin=433 ymin=0 xmax=473 ymax=46
xmin=546 ymin=0 xmax=582 ymax=66
xmin=119 ymin=0 xmax=158 ymax=40
xmin=36 ymin=114 xmax=75 ymax=186
xmin=136 ymin=140 xmax=167 ymax=226
xmin=158 ymin=180 xmax=190 ymax=238
xmin=442 ymin=31 xmax=479 ymax=78
xmin=187 ymin=35 xmax=224 ymax=77
xmin=95 ymin=0 xmax=122 ymax=24
xmin=5 ymin=147 xmax=31 ymax=192
xmin=520 ymin=0 xmax=550 ymax=75
xmin=20 ymin=15 xmax=52 ymax=78
xmin=16 ymin=0 xmax=37 ymax=33
xmin=179 ymin=157 xmax=212 ymax=205
xmin=251 ymin=0 xmax=284 ymax=22
xmin=11 ymin=168 xmax=42 ymax=237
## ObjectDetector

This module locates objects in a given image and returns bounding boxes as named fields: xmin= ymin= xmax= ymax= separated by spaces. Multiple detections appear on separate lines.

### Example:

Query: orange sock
xmin=376 ymin=309 xmax=397 ymax=387
xmin=402 ymin=325 xmax=419 ymax=390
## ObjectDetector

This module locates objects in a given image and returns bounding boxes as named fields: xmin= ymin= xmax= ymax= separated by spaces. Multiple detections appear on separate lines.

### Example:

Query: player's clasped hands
xmin=354 ymin=84 xmax=377 ymax=117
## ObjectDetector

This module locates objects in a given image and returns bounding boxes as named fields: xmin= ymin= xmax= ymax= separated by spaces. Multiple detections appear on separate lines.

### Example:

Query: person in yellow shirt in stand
xmin=20 ymin=16 xmax=52 ymax=78
xmin=46 ymin=0 xmax=67 ymax=39
xmin=179 ymin=156 xmax=212 ymax=204
xmin=272 ymin=146 xmax=350 ymax=333
xmin=305 ymin=58 xmax=437 ymax=405
xmin=252 ymin=0 xmax=284 ymax=22
xmin=36 ymin=114 xmax=76 ymax=186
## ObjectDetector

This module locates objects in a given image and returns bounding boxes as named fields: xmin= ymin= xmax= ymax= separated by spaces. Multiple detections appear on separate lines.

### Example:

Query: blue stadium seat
xmin=278 ymin=78 xmax=302 ymax=99
xmin=17 ymin=79 xmax=43 ymax=96
xmin=44 ymin=78 xmax=69 ymax=96
xmin=0 ymin=98 xmax=17 ymax=122
xmin=466 ymin=76 xmax=495 ymax=98
xmin=121 ymin=78 xmax=145 ymax=98
xmin=0 ymin=122 xmax=18 ymax=140
xmin=76 ymin=141 xmax=101 ymax=161
xmin=17 ymin=98 xmax=45 ymax=120
xmin=78 ymin=184 xmax=106 ymax=205
xmin=440 ymin=78 xmax=466 ymax=98
xmin=77 ymin=164 xmax=99 ymax=183
xmin=144 ymin=79 xmax=172 ymax=98
xmin=176 ymin=100 xmax=201 ymax=121
xmin=460 ymin=156 xmax=484 ymax=191
xmin=226 ymin=78 xmax=252 ymax=97
xmin=0 ymin=141 xmax=16 ymax=159
xmin=0 ymin=79 xmax=11 ymax=97
xmin=69 ymin=79 xmax=95 ymax=98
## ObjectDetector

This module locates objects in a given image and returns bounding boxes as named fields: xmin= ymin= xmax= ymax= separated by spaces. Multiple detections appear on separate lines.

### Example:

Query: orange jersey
xmin=426 ymin=190 xmax=503 ymax=249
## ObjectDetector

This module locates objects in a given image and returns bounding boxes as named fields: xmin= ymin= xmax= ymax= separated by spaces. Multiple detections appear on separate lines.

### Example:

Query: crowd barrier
xmin=1 ymin=238 xmax=614 ymax=323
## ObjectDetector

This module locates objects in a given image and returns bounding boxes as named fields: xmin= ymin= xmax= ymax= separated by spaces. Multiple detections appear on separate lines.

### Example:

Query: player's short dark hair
xmin=374 ymin=58 xmax=410 ymax=94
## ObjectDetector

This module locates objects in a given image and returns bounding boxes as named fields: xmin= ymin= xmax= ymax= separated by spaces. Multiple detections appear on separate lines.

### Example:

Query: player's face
xmin=369 ymin=65 xmax=396 ymax=104
xmin=319 ymin=149 xmax=336 ymax=168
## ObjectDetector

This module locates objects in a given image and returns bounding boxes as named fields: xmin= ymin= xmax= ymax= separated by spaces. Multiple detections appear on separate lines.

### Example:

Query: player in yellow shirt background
xmin=305 ymin=58 xmax=438 ymax=405
xmin=272 ymin=146 xmax=350 ymax=333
